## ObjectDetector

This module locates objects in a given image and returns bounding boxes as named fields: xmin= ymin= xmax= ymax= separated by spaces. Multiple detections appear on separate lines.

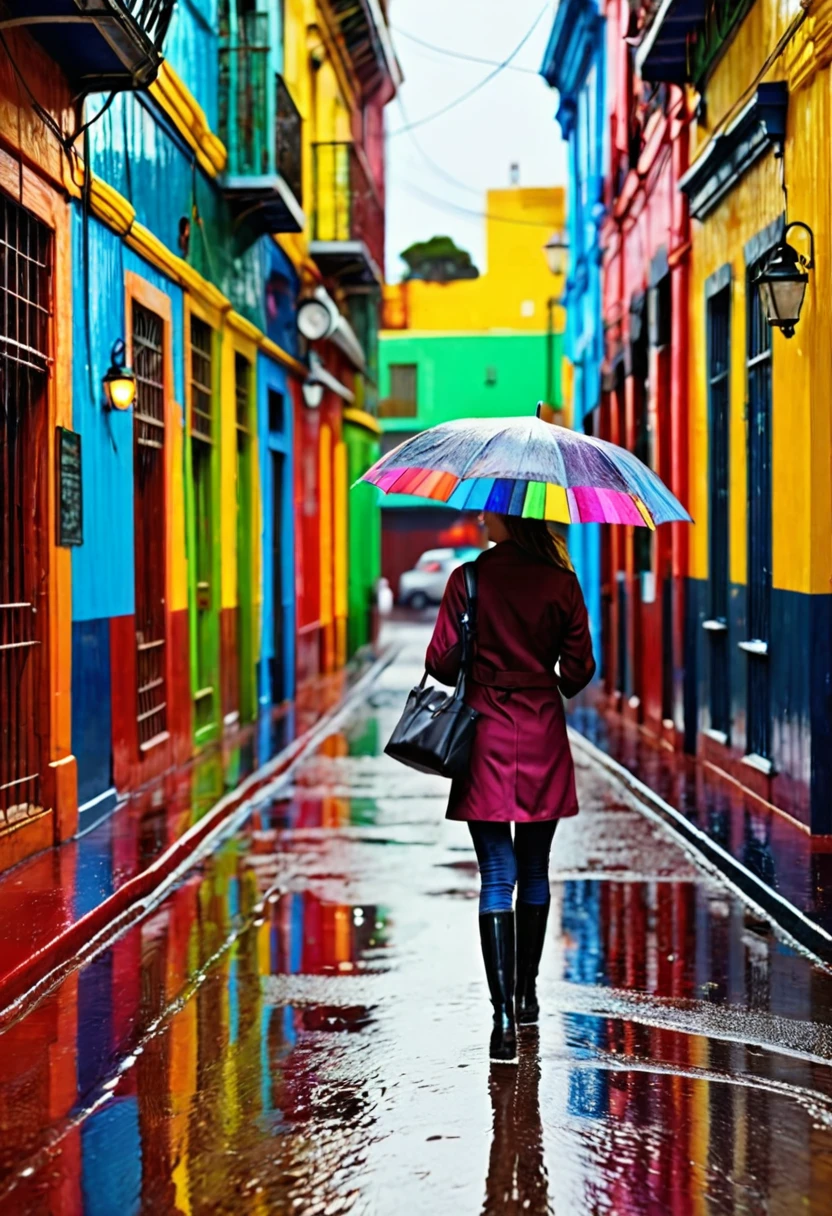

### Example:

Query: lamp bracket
xmin=784 ymin=221 xmax=815 ymax=269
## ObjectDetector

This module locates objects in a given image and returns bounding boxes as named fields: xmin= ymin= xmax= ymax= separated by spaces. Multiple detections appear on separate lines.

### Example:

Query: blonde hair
xmin=502 ymin=516 xmax=574 ymax=571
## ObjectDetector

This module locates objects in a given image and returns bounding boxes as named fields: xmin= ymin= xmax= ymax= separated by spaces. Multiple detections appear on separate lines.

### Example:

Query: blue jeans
xmin=468 ymin=821 xmax=558 ymax=914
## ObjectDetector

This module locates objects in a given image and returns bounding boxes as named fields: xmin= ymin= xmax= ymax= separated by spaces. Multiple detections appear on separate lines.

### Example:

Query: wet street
xmin=3 ymin=621 xmax=832 ymax=1215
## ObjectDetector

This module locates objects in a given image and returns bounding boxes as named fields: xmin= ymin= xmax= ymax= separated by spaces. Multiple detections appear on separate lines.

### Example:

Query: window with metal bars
xmin=0 ymin=192 xmax=51 ymax=824
xmin=190 ymin=316 xmax=217 ymax=735
xmin=234 ymin=351 xmax=253 ymax=721
xmin=190 ymin=316 xmax=213 ymax=443
xmin=133 ymin=302 xmax=168 ymax=748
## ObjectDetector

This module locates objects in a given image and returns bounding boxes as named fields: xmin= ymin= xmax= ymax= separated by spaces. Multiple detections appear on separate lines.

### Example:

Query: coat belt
xmin=471 ymin=666 xmax=559 ymax=690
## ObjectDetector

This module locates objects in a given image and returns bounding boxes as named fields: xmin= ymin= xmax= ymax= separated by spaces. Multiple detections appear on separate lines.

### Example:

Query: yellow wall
xmin=277 ymin=0 xmax=358 ymax=276
xmin=383 ymin=187 xmax=566 ymax=334
xmin=687 ymin=0 xmax=832 ymax=595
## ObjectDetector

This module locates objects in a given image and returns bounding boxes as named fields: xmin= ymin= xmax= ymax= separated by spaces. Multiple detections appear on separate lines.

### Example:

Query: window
xmin=189 ymin=316 xmax=217 ymax=736
xmin=268 ymin=388 xmax=284 ymax=433
xmin=745 ymin=261 xmax=773 ymax=762
xmin=133 ymin=302 xmax=168 ymax=747
xmin=706 ymin=284 xmax=730 ymax=738
xmin=380 ymin=363 xmax=417 ymax=417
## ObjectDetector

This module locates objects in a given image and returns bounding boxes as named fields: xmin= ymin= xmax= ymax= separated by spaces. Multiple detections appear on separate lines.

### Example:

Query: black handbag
xmin=385 ymin=563 xmax=479 ymax=779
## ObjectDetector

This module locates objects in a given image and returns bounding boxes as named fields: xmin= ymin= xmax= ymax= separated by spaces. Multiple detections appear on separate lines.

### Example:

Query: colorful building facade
xmin=538 ymin=20 xmax=607 ymax=667
xmin=0 ymin=2 xmax=398 ymax=867
xmin=599 ymin=3 xmax=692 ymax=746
xmin=542 ymin=0 xmax=832 ymax=879
xmin=379 ymin=186 xmax=601 ymax=649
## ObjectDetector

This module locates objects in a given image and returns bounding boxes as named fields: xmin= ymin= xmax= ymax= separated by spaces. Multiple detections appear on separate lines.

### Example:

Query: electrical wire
xmin=394 ymin=95 xmax=483 ymax=196
xmin=397 ymin=176 xmax=558 ymax=227
xmin=388 ymin=2 xmax=549 ymax=137
xmin=0 ymin=28 xmax=116 ymax=155
xmin=390 ymin=24 xmax=540 ymax=75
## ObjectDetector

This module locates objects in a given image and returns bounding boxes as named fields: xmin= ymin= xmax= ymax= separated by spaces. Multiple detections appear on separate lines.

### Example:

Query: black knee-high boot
xmin=479 ymin=911 xmax=518 ymax=1064
xmin=515 ymin=900 xmax=550 ymax=1025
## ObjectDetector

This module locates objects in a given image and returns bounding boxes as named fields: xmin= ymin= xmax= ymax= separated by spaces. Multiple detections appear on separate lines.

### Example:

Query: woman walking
xmin=425 ymin=512 xmax=595 ymax=1065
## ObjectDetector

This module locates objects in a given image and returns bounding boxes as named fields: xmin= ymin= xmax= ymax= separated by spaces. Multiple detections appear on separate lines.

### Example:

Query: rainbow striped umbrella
xmin=361 ymin=416 xmax=691 ymax=529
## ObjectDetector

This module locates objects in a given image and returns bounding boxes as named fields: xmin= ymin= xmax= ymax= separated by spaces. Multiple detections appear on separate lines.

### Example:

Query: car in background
xmin=398 ymin=547 xmax=483 ymax=610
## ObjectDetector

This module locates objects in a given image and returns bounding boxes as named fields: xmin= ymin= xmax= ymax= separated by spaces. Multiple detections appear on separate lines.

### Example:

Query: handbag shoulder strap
xmin=459 ymin=561 xmax=478 ymax=670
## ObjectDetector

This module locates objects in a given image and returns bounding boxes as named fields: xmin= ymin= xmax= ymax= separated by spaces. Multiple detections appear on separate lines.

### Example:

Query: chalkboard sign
xmin=57 ymin=427 xmax=83 ymax=547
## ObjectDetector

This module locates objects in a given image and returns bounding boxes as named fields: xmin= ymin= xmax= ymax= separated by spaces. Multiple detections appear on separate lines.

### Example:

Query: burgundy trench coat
xmin=425 ymin=541 xmax=596 ymax=823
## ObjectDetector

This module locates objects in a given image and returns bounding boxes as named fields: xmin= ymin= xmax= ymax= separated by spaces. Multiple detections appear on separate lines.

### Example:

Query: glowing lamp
xmin=103 ymin=339 xmax=136 ymax=411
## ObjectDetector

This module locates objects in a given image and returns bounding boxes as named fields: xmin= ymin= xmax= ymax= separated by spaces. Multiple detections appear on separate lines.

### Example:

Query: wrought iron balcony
xmin=310 ymin=142 xmax=384 ymax=287
xmin=322 ymin=0 xmax=401 ymax=99
xmin=219 ymin=15 xmax=304 ymax=244
xmin=2 ymin=0 xmax=175 ymax=91
xmin=636 ymin=0 xmax=754 ymax=87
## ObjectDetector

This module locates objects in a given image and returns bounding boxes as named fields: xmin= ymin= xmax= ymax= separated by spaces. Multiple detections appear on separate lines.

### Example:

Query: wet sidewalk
xmin=568 ymin=694 xmax=832 ymax=944
xmin=2 ymin=620 xmax=832 ymax=1214
xmin=0 ymin=653 xmax=380 ymax=1009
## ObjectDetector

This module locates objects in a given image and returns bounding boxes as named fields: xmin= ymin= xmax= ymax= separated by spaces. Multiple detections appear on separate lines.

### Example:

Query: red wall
xmin=600 ymin=0 xmax=690 ymax=743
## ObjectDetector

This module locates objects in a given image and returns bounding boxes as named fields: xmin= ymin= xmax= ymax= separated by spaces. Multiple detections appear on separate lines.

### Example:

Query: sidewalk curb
xmin=567 ymin=726 xmax=832 ymax=969
xmin=0 ymin=646 xmax=399 ymax=1023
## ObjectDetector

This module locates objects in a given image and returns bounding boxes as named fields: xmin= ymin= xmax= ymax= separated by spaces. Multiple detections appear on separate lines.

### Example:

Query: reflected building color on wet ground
xmin=2 ymin=623 xmax=832 ymax=1214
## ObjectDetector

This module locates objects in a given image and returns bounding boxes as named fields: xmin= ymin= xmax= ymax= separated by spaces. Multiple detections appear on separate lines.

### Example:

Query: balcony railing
xmin=324 ymin=0 xmax=401 ymax=99
xmin=636 ymin=0 xmax=753 ymax=86
xmin=310 ymin=142 xmax=384 ymax=286
xmin=219 ymin=13 xmax=271 ymax=178
xmin=5 ymin=0 xmax=175 ymax=90
xmin=276 ymin=74 xmax=303 ymax=205
xmin=218 ymin=15 xmax=304 ymax=242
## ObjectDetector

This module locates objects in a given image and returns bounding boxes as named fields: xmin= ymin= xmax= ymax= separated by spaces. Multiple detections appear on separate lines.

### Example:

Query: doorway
xmin=132 ymin=301 xmax=168 ymax=749
xmin=0 ymin=193 xmax=51 ymax=820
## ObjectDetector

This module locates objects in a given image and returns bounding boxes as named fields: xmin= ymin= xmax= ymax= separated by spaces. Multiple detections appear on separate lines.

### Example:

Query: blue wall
xmin=541 ymin=0 xmax=606 ymax=673
xmin=257 ymin=350 xmax=296 ymax=713
xmin=70 ymin=206 xmax=185 ymax=808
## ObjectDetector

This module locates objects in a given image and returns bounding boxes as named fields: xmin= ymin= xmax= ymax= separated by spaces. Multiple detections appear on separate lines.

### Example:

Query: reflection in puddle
xmin=2 ymin=625 xmax=832 ymax=1213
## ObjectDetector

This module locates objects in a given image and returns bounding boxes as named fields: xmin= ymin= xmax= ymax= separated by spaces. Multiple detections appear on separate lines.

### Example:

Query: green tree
xmin=400 ymin=235 xmax=479 ymax=283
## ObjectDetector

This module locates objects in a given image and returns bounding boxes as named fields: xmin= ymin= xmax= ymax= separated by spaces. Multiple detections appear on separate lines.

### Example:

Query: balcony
xmin=636 ymin=0 xmax=754 ymax=87
xmin=323 ymin=0 xmax=401 ymax=100
xmin=2 ymin=0 xmax=175 ymax=91
xmin=219 ymin=14 xmax=304 ymax=244
xmin=310 ymin=142 xmax=384 ymax=287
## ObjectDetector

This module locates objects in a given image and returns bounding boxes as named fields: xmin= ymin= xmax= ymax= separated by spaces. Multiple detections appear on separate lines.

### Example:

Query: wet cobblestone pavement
xmin=3 ymin=622 xmax=832 ymax=1214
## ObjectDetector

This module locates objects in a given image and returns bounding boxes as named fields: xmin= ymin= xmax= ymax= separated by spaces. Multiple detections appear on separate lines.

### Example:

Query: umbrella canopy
xmin=362 ymin=416 xmax=691 ymax=529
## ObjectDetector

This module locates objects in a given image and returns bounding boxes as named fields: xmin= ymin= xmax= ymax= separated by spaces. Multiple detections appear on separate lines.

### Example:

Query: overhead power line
xmin=391 ymin=24 xmax=540 ymax=75
xmin=388 ymin=3 xmax=549 ymax=137
xmin=398 ymin=177 xmax=558 ymax=228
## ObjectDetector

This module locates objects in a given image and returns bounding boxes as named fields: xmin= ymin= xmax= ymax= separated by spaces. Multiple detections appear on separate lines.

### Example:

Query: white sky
xmin=384 ymin=0 xmax=568 ymax=281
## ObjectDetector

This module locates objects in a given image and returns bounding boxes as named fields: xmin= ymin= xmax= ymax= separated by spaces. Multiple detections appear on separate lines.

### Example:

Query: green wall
xmin=345 ymin=424 xmax=381 ymax=655
xmin=378 ymin=330 xmax=561 ymax=507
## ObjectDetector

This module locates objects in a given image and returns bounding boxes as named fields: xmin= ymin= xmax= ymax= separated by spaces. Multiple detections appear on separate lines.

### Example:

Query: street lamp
xmin=542 ymin=231 xmax=569 ymax=414
xmin=757 ymin=221 xmax=814 ymax=338
xmin=543 ymin=229 xmax=569 ymax=279
xmin=102 ymin=339 xmax=136 ymax=411
xmin=302 ymin=379 xmax=324 ymax=408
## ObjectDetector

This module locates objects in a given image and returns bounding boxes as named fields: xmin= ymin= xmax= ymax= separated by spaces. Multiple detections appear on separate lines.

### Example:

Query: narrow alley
xmin=2 ymin=623 xmax=832 ymax=1215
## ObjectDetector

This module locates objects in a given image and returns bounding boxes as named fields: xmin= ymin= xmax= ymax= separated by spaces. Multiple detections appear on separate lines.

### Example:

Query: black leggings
xmin=468 ymin=820 xmax=557 ymax=914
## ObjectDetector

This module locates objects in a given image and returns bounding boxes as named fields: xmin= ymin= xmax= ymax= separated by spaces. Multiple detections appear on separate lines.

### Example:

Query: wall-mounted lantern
xmin=757 ymin=221 xmax=814 ymax=338
xmin=102 ymin=339 xmax=136 ymax=411
xmin=543 ymin=229 xmax=569 ymax=280
xmin=302 ymin=379 xmax=324 ymax=409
